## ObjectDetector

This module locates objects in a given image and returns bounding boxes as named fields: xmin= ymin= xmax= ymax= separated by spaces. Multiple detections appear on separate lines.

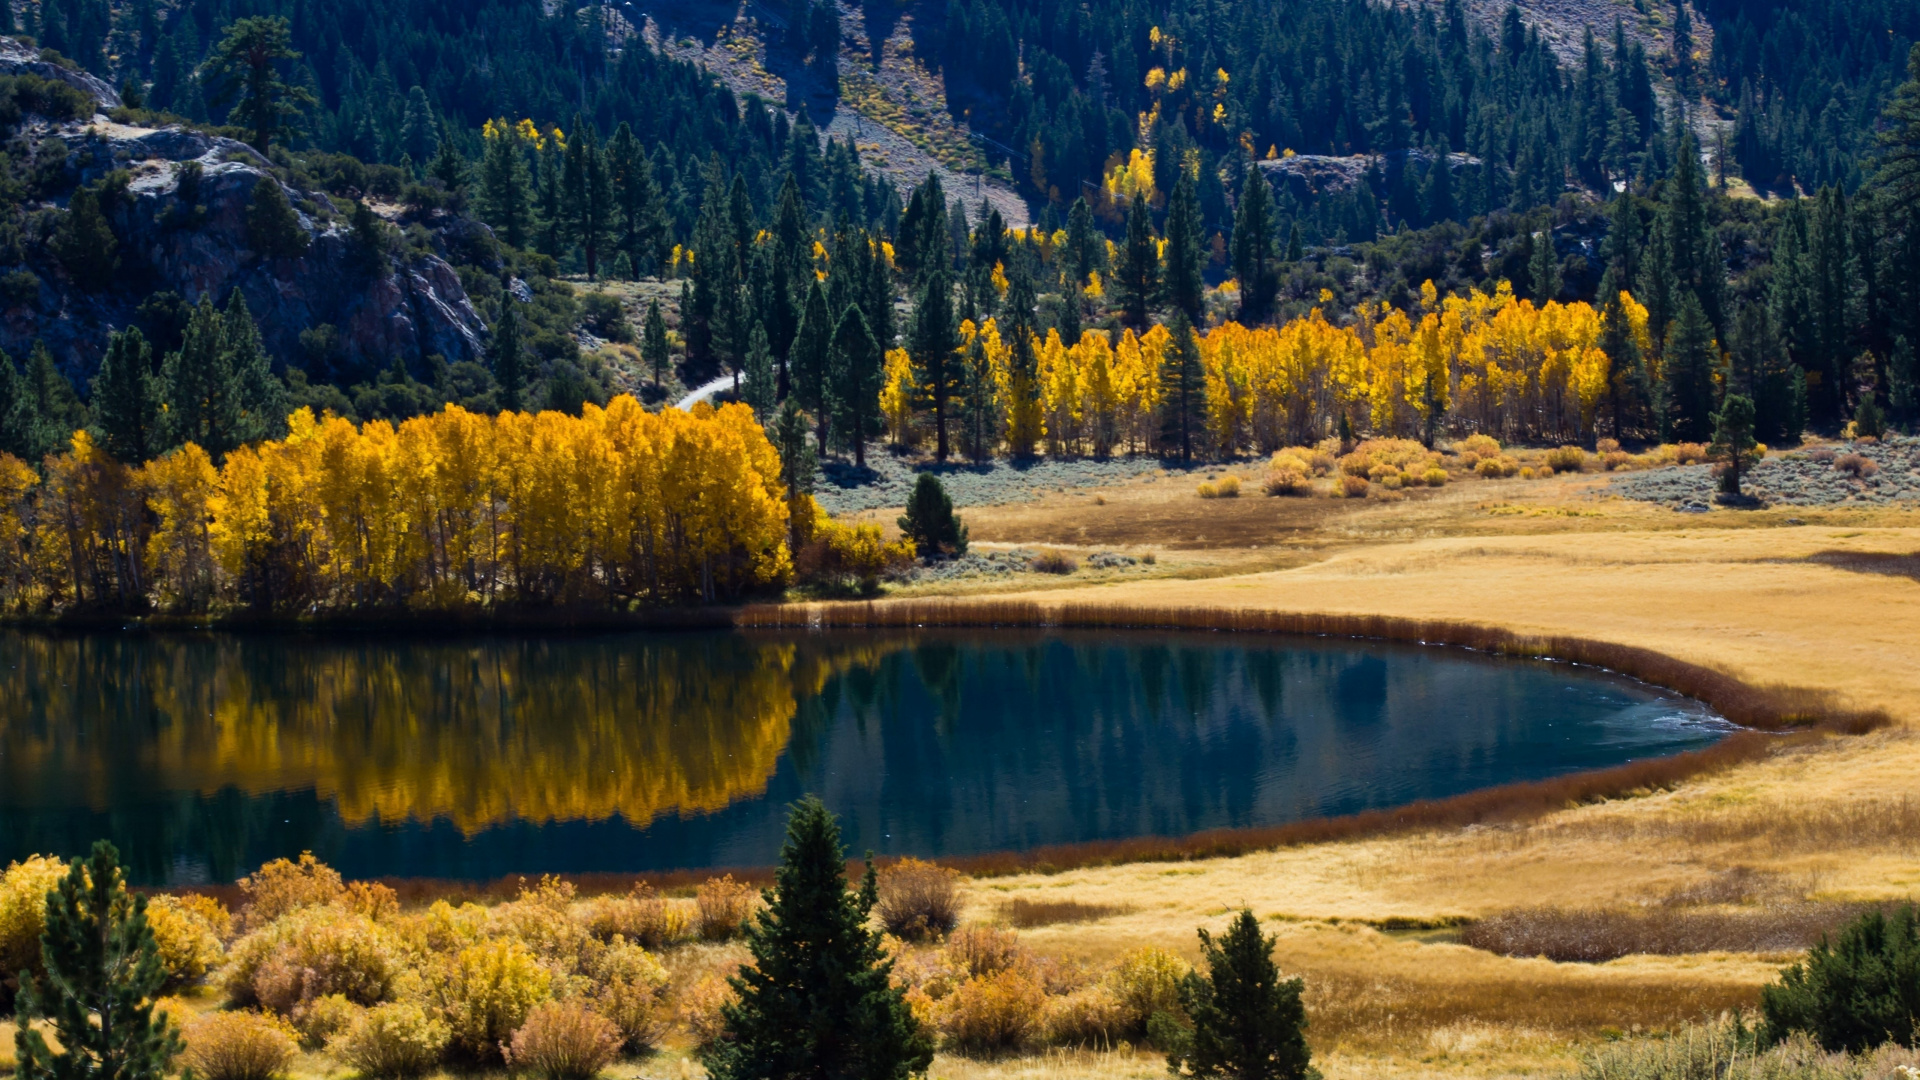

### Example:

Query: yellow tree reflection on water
xmin=0 ymin=635 xmax=906 ymax=834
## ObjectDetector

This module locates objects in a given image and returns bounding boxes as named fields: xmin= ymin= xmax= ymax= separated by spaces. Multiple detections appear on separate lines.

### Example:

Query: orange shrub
xmin=590 ymin=942 xmax=670 ymax=1052
xmin=876 ymin=859 xmax=963 ymax=942
xmin=182 ymin=1011 xmax=299 ymax=1080
xmin=1042 ymin=985 xmax=1127 ymax=1047
xmin=1338 ymin=474 xmax=1370 ymax=498
xmin=237 ymin=853 xmax=344 ymax=929
xmin=504 ymin=1001 xmax=622 ymax=1080
xmin=1545 ymin=445 xmax=1588 ymax=473
xmin=576 ymin=887 xmax=690 ymax=950
xmin=940 ymin=967 xmax=1047 ymax=1055
xmin=695 ymin=876 xmax=758 ymax=942
xmin=327 ymin=1001 xmax=449 ymax=1079
xmin=677 ymin=971 xmax=737 ymax=1048
xmin=943 ymin=924 xmax=1026 ymax=979
xmin=1674 ymin=442 xmax=1710 ymax=465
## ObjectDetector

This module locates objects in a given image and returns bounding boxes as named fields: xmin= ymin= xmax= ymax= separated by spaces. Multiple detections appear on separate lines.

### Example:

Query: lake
xmin=0 ymin=629 xmax=1729 ymax=884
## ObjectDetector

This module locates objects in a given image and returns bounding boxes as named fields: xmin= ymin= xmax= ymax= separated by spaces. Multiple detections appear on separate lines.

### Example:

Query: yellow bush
xmin=590 ymin=942 xmax=670 ymax=1053
xmin=798 ymin=507 xmax=917 ymax=587
xmin=290 ymin=993 xmax=362 ymax=1050
xmin=1380 ymin=472 xmax=1403 ymax=490
xmin=1457 ymin=433 xmax=1501 ymax=459
xmin=237 ymin=853 xmax=344 ymax=929
xmin=1519 ymin=466 xmax=1537 ymax=479
xmin=1422 ymin=467 xmax=1448 ymax=487
xmin=1106 ymin=946 xmax=1189 ymax=1033
xmin=182 ymin=1010 xmax=299 ymax=1080
xmin=1 ymin=856 xmax=69 ymax=995
xmin=677 ymin=971 xmax=737 ymax=1049
xmin=876 ymin=859 xmax=963 ymax=942
xmin=393 ymin=899 xmax=489 ymax=957
xmin=1673 ymin=442 xmax=1710 ymax=465
xmin=1545 ymin=445 xmax=1588 ymax=473
xmin=1602 ymin=450 xmax=1632 ymax=471
xmin=1263 ymin=466 xmax=1312 ymax=496
xmin=1337 ymin=474 xmax=1369 ymax=498
xmin=239 ymin=909 xmax=396 ymax=1015
xmin=940 ymin=967 xmax=1047 ymax=1055
xmin=433 ymin=938 xmax=554 ymax=1061
xmin=504 ymin=1000 xmax=621 ymax=1080
xmin=342 ymin=881 xmax=399 ymax=922
xmin=148 ymin=894 xmax=229 ymax=988
xmin=942 ymin=924 xmax=1026 ymax=979
xmin=328 ymin=1001 xmax=450 ymax=1079
xmin=1041 ymin=984 xmax=1128 ymax=1047
xmin=576 ymin=887 xmax=691 ymax=950
xmin=489 ymin=884 xmax=588 ymax=966
xmin=695 ymin=876 xmax=758 ymax=942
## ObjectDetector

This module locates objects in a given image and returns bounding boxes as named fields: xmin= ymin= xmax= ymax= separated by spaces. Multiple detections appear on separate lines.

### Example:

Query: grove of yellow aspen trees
xmin=883 ymin=282 xmax=1647 ymax=458
xmin=0 ymin=398 xmax=793 ymax=614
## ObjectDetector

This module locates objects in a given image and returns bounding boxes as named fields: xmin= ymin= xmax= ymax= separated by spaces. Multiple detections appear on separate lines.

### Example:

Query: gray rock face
xmin=10 ymin=119 xmax=491 ymax=384
xmin=0 ymin=37 xmax=122 ymax=111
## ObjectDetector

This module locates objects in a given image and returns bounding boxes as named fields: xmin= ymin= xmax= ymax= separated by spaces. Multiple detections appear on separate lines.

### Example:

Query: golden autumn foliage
xmin=0 ymin=398 xmax=789 ymax=615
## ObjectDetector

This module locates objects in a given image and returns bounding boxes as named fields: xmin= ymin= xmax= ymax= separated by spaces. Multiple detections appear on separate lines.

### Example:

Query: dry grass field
xmin=788 ymin=465 xmax=1920 ymax=1079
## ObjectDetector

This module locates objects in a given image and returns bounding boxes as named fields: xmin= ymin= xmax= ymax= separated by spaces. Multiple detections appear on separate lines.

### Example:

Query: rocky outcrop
xmin=0 ymin=36 xmax=120 ymax=110
xmin=1256 ymin=148 xmax=1482 ymax=202
xmin=7 ymin=120 xmax=491 ymax=384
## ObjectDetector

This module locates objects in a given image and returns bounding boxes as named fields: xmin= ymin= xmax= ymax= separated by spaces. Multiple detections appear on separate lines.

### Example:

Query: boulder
xmin=0 ymin=36 xmax=121 ymax=111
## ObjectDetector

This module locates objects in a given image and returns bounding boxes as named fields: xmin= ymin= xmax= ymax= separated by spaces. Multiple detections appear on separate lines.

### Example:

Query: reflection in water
xmin=0 ymin=631 xmax=1727 ymax=884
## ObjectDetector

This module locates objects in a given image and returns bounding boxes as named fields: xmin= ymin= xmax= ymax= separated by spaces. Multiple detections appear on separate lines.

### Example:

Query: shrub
xmin=238 ymin=853 xmax=345 ymax=929
xmin=1107 ymin=946 xmax=1190 ymax=1035
xmin=677 ymin=971 xmax=736 ymax=1048
xmin=147 ymin=894 xmax=229 ymax=988
xmin=1041 ymin=985 xmax=1127 ymax=1048
xmin=1380 ymin=472 xmax=1403 ymax=491
xmin=1674 ymin=442 xmax=1710 ymax=465
xmin=244 ymin=910 xmax=397 ymax=1015
xmin=943 ymin=925 xmax=1026 ymax=979
xmin=876 ymin=859 xmax=963 ymax=942
xmin=434 ymin=938 xmax=554 ymax=1061
xmin=290 ymin=993 xmax=362 ymax=1050
xmin=576 ymin=887 xmax=690 ymax=950
xmin=182 ymin=1011 xmax=299 ymax=1080
xmin=1596 ymin=438 xmax=1621 ymax=454
xmin=694 ymin=875 xmax=757 ymax=942
xmin=1761 ymin=904 xmax=1920 ymax=1052
xmin=1029 ymin=550 xmax=1078 ymax=574
xmin=342 ymin=882 xmax=399 ymax=922
xmin=1834 ymin=453 xmax=1879 ymax=479
xmin=504 ymin=1001 xmax=622 ymax=1080
xmin=1337 ymin=474 xmax=1369 ymax=498
xmin=1263 ymin=465 xmax=1312 ymax=496
xmin=0 ymin=855 xmax=69 ymax=1003
xmin=899 ymin=473 xmax=968 ymax=557
xmin=1519 ymin=466 xmax=1537 ymax=480
xmin=940 ymin=967 xmax=1047 ymax=1056
xmin=798 ymin=508 xmax=916 ymax=588
xmin=328 ymin=1002 xmax=450 ymax=1079
xmin=1422 ymin=467 xmax=1447 ymax=487
xmin=1457 ymin=433 xmax=1501 ymax=459
xmin=1602 ymin=450 xmax=1632 ymax=471
xmin=590 ymin=942 xmax=670 ymax=1053
xmin=1546 ymin=445 xmax=1588 ymax=473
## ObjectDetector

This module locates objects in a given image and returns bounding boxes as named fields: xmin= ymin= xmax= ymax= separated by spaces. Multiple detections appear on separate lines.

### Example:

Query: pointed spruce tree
xmin=493 ymin=299 xmax=526 ymax=412
xmin=642 ymin=298 xmax=670 ymax=388
xmin=1169 ymin=908 xmax=1312 ymax=1080
xmin=1158 ymin=310 xmax=1206 ymax=463
xmin=21 ymin=341 xmax=85 ymax=461
xmin=12 ymin=841 xmax=183 ymax=1080
xmin=746 ymin=321 xmax=777 ymax=422
xmin=829 ymin=306 xmax=882 ymax=467
xmin=1232 ymin=170 xmax=1276 ymax=323
xmin=1163 ymin=173 xmax=1205 ymax=324
xmin=1663 ymin=290 xmax=1719 ymax=443
xmin=92 ymin=327 xmax=162 ymax=463
xmin=246 ymin=176 xmax=309 ymax=259
xmin=898 ymin=474 xmax=966 ymax=557
xmin=1114 ymin=192 xmax=1159 ymax=330
xmin=480 ymin=120 xmax=535 ymax=249
xmin=704 ymin=797 xmax=932 ymax=1080
xmin=910 ymin=268 xmax=960 ymax=460
xmin=793 ymin=279 xmax=836 ymax=446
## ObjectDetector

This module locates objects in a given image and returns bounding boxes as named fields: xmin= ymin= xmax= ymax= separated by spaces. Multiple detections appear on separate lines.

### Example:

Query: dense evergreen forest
xmin=0 ymin=0 xmax=1918 ymax=484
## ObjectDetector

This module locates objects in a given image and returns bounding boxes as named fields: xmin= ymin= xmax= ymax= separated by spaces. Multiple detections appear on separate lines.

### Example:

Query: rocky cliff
xmin=7 ymin=116 xmax=491 ymax=385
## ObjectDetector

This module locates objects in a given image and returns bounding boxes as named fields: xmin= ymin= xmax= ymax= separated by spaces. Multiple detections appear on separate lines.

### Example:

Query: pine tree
xmin=958 ymin=331 xmax=998 ymax=462
xmin=642 ymin=299 xmax=670 ymax=388
xmin=898 ymin=474 xmax=967 ymax=558
xmin=793 ymin=279 xmax=835 ymax=446
xmin=1064 ymin=195 xmax=1104 ymax=288
xmin=704 ymin=797 xmax=932 ymax=1079
xmin=55 ymin=186 xmax=118 ymax=291
xmin=200 ymin=16 xmax=316 ymax=152
xmin=771 ymin=398 xmax=817 ymax=550
xmin=1711 ymin=393 xmax=1757 ymax=497
xmin=829 ymin=306 xmax=882 ymax=466
xmin=1892 ymin=336 xmax=1918 ymax=423
xmin=1169 ymin=909 xmax=1312 ymax=1080
xmin=1663 ymin=290 xmax=1718 ymax=443
xmin=19 ymin=342 xmax=85 ymax=461
xmin=1001 ymin=266 xmax=1042 ymax=457
xmin=429 ymin=121 xmax=468 ymax=196
xmin=480 ymin=120 xmax=535 ymax=249
xmin=12 ymin=842 xmax=182 ymax=1080
xmin=1163 ymin=174 xmax=1205 ymax=324
xmin=91 ymin=327 xmax=161 ymax=462
xmin=399 ymin=86 xmax=438 ymax=165
xmin=1114 ymin=193 xmax=1159 ymax=330
xmin=347 ymin=200 xmax=393 ymax=278
xmin=222 ymin=291 xmax=287 ymax=442
xmin=0 ymin=351 xmax=25 ymax=460
xmin=1529 ymin=221 xmax=1561 ymax=303
xmin=563 ymin=122 xmax=615 ymax=279
xmin=493 ymin=300 xmax=526 ymax=412
xmin=910 ymin=268 xmax=960 ymax=460
xmin=246 ymin=177 xmax=309 ymax=259
xmin=746 ymin=322 xmax=777 ymax=422
xmin=608 ymin=122 xmax=662 ymax=278
xmin=1158 ymin=311 xmax=1206 ymax=463
xmin=535 ymin=131 xmax=566 ymax=259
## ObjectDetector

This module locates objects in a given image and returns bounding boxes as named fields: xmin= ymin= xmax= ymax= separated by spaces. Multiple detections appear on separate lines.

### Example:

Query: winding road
xmin=675 ymin=372 xmax=743 ymax=411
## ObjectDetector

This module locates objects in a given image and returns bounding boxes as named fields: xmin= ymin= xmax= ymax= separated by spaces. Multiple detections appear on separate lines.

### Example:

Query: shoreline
xmin=61 ymin=596 xmax=1886 ymax=892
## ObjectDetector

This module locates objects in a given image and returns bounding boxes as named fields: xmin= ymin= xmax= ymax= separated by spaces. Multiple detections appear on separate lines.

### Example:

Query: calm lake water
xmin=0 ymin=630 xmax=1729 ymax=884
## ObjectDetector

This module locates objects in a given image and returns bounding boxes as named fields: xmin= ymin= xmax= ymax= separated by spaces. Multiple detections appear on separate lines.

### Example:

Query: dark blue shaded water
xmin=0 ymin=630 xmax=1729 ymax=884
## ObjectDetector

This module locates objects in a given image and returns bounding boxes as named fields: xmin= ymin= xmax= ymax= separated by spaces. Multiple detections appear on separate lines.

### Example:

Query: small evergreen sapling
xmin=701 ymin=797 xmax=933 ymax=1080
xmin=1710 ymin=392 xmax=1757 ymax=497
xmin=13 ymin=841 xmax=184 ymax=1080
xmin=1169 ymin=909 xmax=1314 ymax=1080
xmin=1761 ymin=903 xmax=1920 ymax=1052
xmin=898 ymin=473 xmax=967 ymax=559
